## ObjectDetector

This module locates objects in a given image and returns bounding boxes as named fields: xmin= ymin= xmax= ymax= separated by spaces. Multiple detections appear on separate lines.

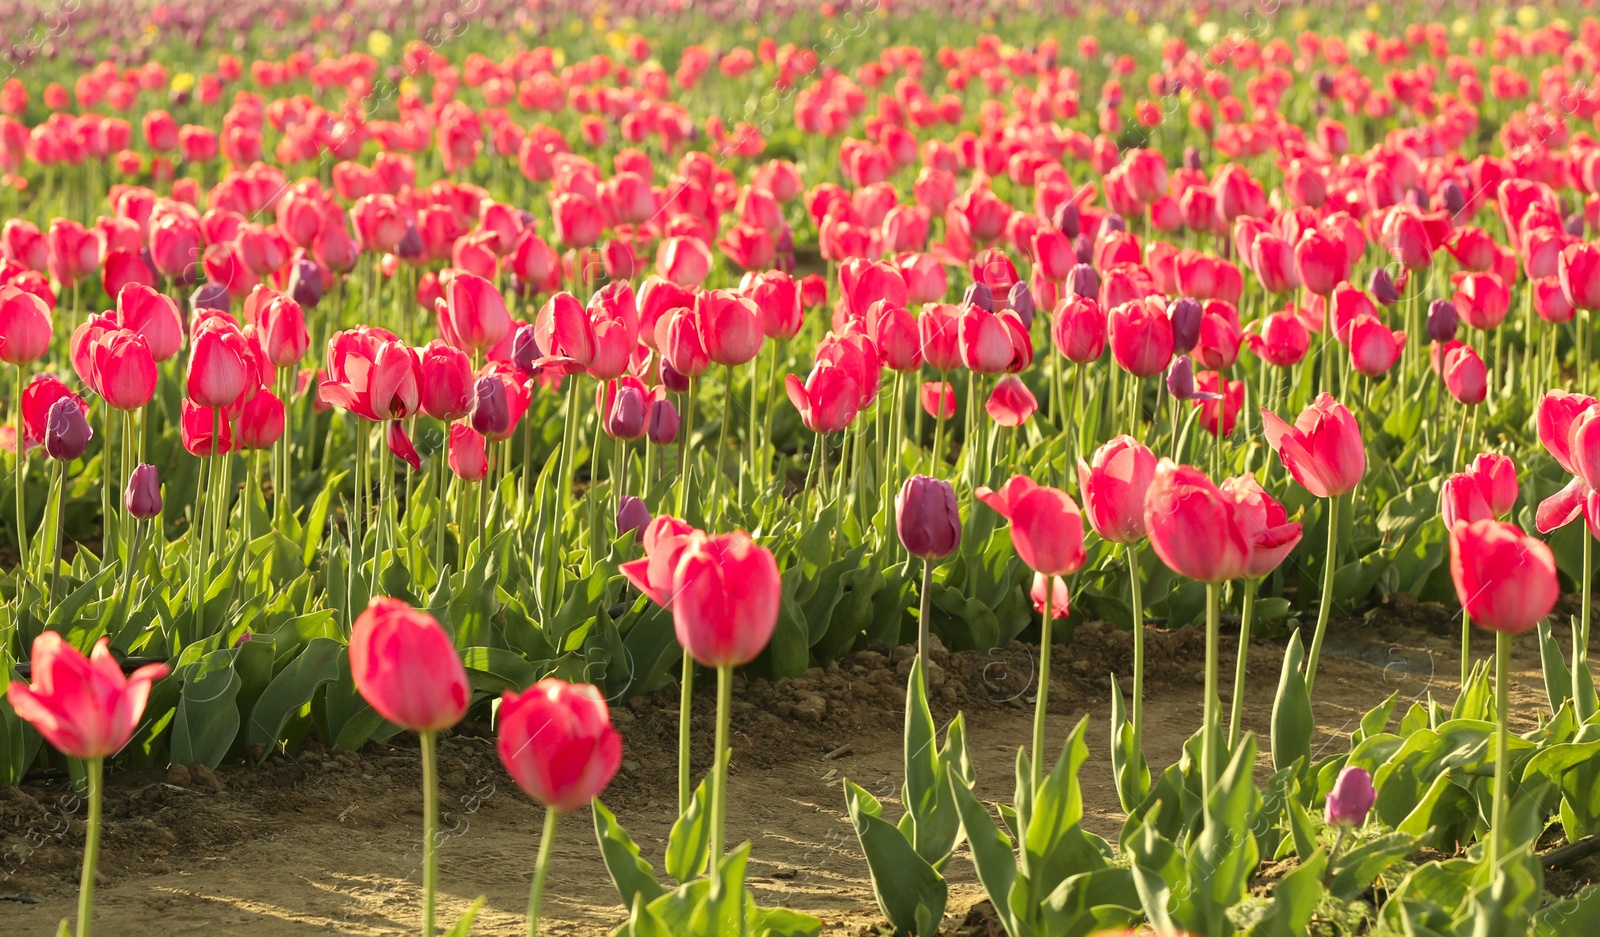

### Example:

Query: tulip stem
xmin=931 ymin=370 xmax=947 ymax=475
xmin=1126 ymin=543 xmax=1145 ymax=747
xmin=678 ymin=653 xmax=694 ymax=815
xmin=420 ymin=729 xmax=439 ymax=937
xmin=12 ymin=363 xmax=27 ymax=606
xmin=1303 ymin=492 xmax=1343 ymax=697
xmin=48 ymin=460 xmax=65 ymax=612
xmin=1228 ymin=579 xmax=1257 ymax=748
xmin=918 ymin=558 xmax=933 ymax=672
xmin=76 ymin=756 xmax=102 ymax=937
xmin=705 ymin=367 xmax=735 ymax=526
xmin=677 ymin=380 xmax=697 ymax=523
xmin=709 ymin=664 xmax=733 ymax=892
xmin=1490 ymin=630 xmax=1510 ymax=872
xmin=1203 ymin=580 xmax=1221 ymax=796
xmin=1578 ymin=534 xmax=1594 ymax=722
xmin=1032 ymin=582 xmax=1053 ymax=791
xmin=525 ymin=806 xmax=557 ymax=937
xmin=1461 ymin=611 xmax=1473 ymax=690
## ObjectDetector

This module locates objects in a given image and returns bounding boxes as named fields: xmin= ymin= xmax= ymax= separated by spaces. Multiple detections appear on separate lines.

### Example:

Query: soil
xmin=2 ymin=601 xmax=1595 ymax=936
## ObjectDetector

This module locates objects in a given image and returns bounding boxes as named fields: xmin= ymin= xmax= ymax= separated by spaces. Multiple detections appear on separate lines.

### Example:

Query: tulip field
xmin=9 ymin=0 xmax=1600 ymax=934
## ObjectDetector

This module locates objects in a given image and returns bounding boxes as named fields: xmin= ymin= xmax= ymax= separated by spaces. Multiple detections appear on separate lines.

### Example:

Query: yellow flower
xmin=171 ymin=73 xmax=195 ymax=93
xmin=1365 ymin=3 xmax=1381 ymax=22
xmin=1451 ymin=17 xmax=1471 ymax=36
xmin=1125 ymin=8 xmax=1139 ymax=25
xmin=1148 ymin=23 xmax=1169 ymax=46
xmin=1515 ymin=5 xmax=1542 ymax=30
xmin=367 ymin=31 xmax=392 ymax=58
xmin=1197 ymin=22 xmax=1220 ymax=44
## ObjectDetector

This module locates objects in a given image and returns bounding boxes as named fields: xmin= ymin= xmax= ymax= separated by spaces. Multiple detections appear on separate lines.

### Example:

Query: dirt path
xmin=0 ymin=604 xmax=1574 ymax=935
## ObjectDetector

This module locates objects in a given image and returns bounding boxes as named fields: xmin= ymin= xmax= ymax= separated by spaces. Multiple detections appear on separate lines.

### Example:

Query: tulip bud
xmin=1440 ymin=180 xmax=1466 ymax=215
xmin=605 ymin=383 xmax=647 ymax=439
xmin=1165 ymin=355 xmax=1197 ymax=400
xmin=1007 ymin=282 xmax=1035 ymax=328
xmin=612 ymin=492 xmax=651 ymax=538
xmin=1182 ymin=146 xmax=1203 ymax=170
xmin=1313 ymin=72 xmax=1335 ymax=95
xmin=468 ymin=376 xmax=510 ymax=437
xmin=190 ymin=281 xmax=231 ymax=314
xmin=1567 ymin=212 xmax=1586 ymax=238
xmin=1102 ymin=214 xmax=1127 ymax=235
xmin=648 ymin=397 xmax=680 ymax=445
xmin=1064 ymin=263 xmax=1099 ymax=299
xmin=43 ymin=397 xmax=91 ymax=461
xmin=962 ymin=281 xmax=993 ymax=312
xmin=288 ymin=257 xmax=325 ymax=308
xmin=124 ymin=462 xmax=162 ymax=518
xmin=896 ymin=474 xmax=961 ymax=561
xmin=660 ymin=360 xmax=690 ymax=393
xmin=510 ymin=322 xmax=543 ymax=375
xmin=1167 ymin=296 xmax=1203 ymax=352
xmin=1404 ymin=186 xmax=1427 ymax=210
xmin=1368 ymin=268 xmax=1400 ymax=306
xmin=1072 ymin=233 xmax=1094 ymax=263
xmin=1325 ymin=766 xmax=1376 ymax=827
xmin=1050 ymin=201 xmax=1079 ymax=238
xmin=1427 ymin=298 xmax=1458 ymax=342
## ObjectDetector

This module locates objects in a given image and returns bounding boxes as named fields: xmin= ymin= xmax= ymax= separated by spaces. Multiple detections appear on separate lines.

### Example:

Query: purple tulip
xmin=124 ymin=463 xmax=162 ymax=519
xmin=44 ymin=398 xmax=91 ymax=462
xmin=895 ymin=474 xmax=961 ymax=561
xmin=468 ymin=376 xmax=510 ymax=437
xmin=1326 ymin=766 xmax=1376 ymax=827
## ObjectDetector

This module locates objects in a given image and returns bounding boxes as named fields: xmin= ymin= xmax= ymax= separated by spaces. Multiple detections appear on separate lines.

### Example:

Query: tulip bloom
xmin=1077 ymin=436 xmax=1156 ymax=544
xmin=1449 ymin=520 xmax=1558 ymax=635
xmin=447 ymin=423 xmax=489 ymax=481
xmin=785 ymin=364 xmax=860 ymax=435
xmin=0 ymin=284 xmax=52 ymax=364
xmin=9 ymin=631 xmax=169 ymax=760
xmin=1346 ymin=314 xmax=1406 ymax=377
xmin=125 ymin=463 xmax=162 ymax=519
xmin=1326 ymin=766 xmax=1376 ymax=827
xmin=672 ymin=530 xmax=781 ymax=669
xmin=436 ymin=271 xmax=512 ymax=353
xmin=1244 ymin=309 xmax=1311 ymax=367
xmin=975 ymin=475 xmax=1087 ymax=576
xmin=322 ymin=329 xmax=421 ymax=421
xmin=236 ymin=389 xmax=286 ymax=449
xmin=1559 ymin=242 xmax=1600 ymax=312
xmin=1108 ymin=298 xmax=1174 ymax=377
xmin=1261 ymin=393 xmax=1366 ymax=498
xmin=1438 ymin=343 xmax=1487 ymax=405
xmin=985 ymin=375 xmax=1037 ymax=427
xmin=499 ymin=677 xmax=622 ymax=817
xmin=920 ymin=381 xmax=956 ymax=420
xmin=186 ymin=318 xmax=254 ymax=409
xmin=896 ymin=474 xmax=961 ymax=562
xmin=1051 ymin=295 xmax=1106 ymax=363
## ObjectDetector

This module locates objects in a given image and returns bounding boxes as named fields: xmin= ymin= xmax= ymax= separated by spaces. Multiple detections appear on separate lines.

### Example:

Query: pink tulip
xmin=1537 ymin=390 xmax=1597 ymax=476
xmin=671 ymin=531 xmax=781 ymax=668
xmin=1076 ymin=435 xmax=1157 ymax=544
xmin=1142 ymin=460 xmax=1252 ymax=583
xmin=1260 ymin=393 xmax=1365 ymax=498
xmin=985 ymin=375 xmax=1037 ymax=426
xmin=349 ymin=598 xmax=470 ymax=732
xmin=497 ymin=679 xmax=622 ymax=813
xmin=975 ymin=475 xmax=1087 ymax=576
xmin=8 ymin=632 xmax=169 ymax=759
xmin=619 ymin=515 xmax=703 ymax=607
xmin=0 ymin=284 xmax=52 ymax=365
xmin=1448 ymin=520 xmax=1559 ymax=635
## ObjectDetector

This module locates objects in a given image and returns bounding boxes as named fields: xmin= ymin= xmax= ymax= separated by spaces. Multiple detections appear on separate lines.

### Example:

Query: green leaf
xmin=245 ymin=637 xmax=342 ymax=763
xmin=1329 ymin=831 xmax=1421 ymax=901
xmin=948 ymin=767 xmax=1024 ymax=937
xmin=1539 ymin=621 xmax=1574 ymax=715
xmin=1272 ymin=631 xmax=1312 ymax=775
xmin=1025 ymin=715 xmax=1110 ymax=900
xmin=665 ymin=761 xmax=716 ymax=883
xmin=1109 ymin=678 xmax=1150 ymax=813
xmin=593 ymin=799 xmax=665 ymax=910
xmin=1038 ymin=867 xmax=1140 ymax=937
xmin=170 ymin=647 xmax=242 ymax=769
xmin=845 ymin=779 xmax=948 ymax=936
xmin=1244 ymin=850 xmax=1327 ymax=937
xmin=441 ymin=896 xmax=485 ymax=936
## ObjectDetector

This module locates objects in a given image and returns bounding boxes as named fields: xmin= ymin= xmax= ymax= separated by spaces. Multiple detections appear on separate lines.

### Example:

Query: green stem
xmin=421 ymin=729 xmax=439 ymax=937
xmin=525 ymin=806 xmax=558 ymax=937
xmin=1127 ymin=543 xmax=1145 ymax=747
xmin=918 ymin=558 xmax=933 ymax=674
xmin=709 ymin=664 xmax=733 ymax=884
xmin=1032 ymin=579 xmax=1053 ymax=791
xmin=48 ymin=460 xmax=65 ymax=612
xmin=1229 ymin=580 xmax=1257 ymax=747
xmin=1579 ymin=534 xmax=1593 ymax=722
xmin=1461 ymin=611 xmax=1473 ymax=690
xmin=931 ymin=371 xmax=947 ymax=475
xmin=1204 ymin=580 xmax=1222 ymax=795
xmin=678 ymin=654 xmax=693 ymax=815
xmin=77 ymin=756 xmax=103 ymax=937
xmin=14 ymin=363 xmax=28 ymax=604
xmin=1490 ymin=630 xmax=1510 ymax=871
xmin=1303 ymin=492 xmax=1343 ymax=697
